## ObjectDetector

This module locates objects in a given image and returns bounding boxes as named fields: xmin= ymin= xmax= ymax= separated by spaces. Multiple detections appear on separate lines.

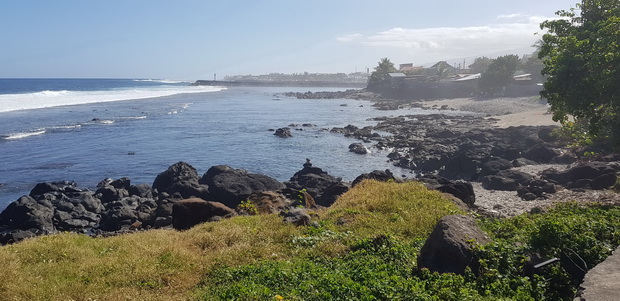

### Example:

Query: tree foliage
xmin=478 ymin=54 xmax=521 ymax=96
xmin=539 ymin=0 xmax=620 ymax=148
xmin=367 ymin=58 xmax=397 ymax=93
xmin=468 ymin=56 xmax=492 ymax=74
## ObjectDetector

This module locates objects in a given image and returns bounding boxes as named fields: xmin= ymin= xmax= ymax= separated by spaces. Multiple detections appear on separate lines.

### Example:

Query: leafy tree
xmin=367 ymin=58 xmax=397 ymax=92
xmin=477 ymin=54 xmax=521 ymax=96
xmin=539 ymin=0 xmax=620 ymax=148
xmin=522 ymin=42 xmax=546 ymax=82
xmin=468 ymin=56 xmax=492 ymax=74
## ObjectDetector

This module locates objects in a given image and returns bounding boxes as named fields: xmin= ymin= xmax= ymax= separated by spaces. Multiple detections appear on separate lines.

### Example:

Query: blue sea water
xmin=0 ymin=79 xmax=420 ymax=210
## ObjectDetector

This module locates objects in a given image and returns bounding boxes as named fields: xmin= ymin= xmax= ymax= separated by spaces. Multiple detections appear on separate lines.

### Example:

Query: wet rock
xmin=348 ymin=143 xmax=369 ymax=154
xmin=274 ymin=127 xmax=292 ymax=138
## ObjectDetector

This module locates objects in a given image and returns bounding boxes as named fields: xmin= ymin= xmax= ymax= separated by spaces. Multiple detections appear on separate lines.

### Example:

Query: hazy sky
xmin=0 ymin=0 xmax=579 ymax=79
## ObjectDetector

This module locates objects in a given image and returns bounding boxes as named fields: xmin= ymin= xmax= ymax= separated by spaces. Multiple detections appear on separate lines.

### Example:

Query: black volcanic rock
xmin=199 ymin=165 xmax=285 ymax=208
xmin=285 ymin=163 xmax=350 ymax=207
xmin=152 ymin=162 xmax=208 ymax=199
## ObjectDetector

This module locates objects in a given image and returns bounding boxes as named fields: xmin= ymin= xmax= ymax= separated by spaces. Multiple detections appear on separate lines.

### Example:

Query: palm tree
xmin=367 ymin=58 xmax=397 ymax=92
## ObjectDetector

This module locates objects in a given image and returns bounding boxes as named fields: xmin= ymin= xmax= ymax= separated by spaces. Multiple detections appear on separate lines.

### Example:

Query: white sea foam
xmin=0 ymin=85 xmax=224 ymax=113
xmin=49 ymin=124 xmax=82 ymax=130
xmin=120 ymin=116 xmax=147 ymax=120
xmin=132 ymin=79 xmax=190 ymax=84
xmin=4 ymin=130 xmax=46 ymax=140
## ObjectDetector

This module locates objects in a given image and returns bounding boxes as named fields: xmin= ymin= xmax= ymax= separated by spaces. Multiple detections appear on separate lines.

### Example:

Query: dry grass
xmin=0 ymin=180 xmax=459 ymax=300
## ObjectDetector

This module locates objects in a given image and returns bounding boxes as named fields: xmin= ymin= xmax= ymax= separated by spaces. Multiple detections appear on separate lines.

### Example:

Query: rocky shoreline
xmin=2 ymin=90 xmax=619 ymax=244
xmin=284 ymin=89 xmax=620 ymax=216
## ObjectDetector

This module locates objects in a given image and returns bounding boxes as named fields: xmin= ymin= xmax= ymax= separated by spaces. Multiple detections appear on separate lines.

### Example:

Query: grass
xmin=1 ymin=180 xmax=618 ymax=300
xmin=0 ymin=180 xmax=460 ymax=300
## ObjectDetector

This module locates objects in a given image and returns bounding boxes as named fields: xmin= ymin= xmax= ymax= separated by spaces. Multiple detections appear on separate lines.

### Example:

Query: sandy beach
xmin=422 ymin=96 xmax=558 ymax=128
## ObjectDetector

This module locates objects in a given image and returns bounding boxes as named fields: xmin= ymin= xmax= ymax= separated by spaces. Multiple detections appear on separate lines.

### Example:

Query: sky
xmin=0 ymin=0 xmax=579 ymax=80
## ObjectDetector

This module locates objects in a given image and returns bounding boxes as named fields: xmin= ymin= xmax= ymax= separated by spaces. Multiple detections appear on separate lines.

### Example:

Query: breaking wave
xmin=0 ymin=85 xmax=223 ymax=113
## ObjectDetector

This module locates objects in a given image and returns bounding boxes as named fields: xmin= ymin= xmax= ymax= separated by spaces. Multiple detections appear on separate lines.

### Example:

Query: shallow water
xmin=0 ymin=82 xmax=423 ymax=209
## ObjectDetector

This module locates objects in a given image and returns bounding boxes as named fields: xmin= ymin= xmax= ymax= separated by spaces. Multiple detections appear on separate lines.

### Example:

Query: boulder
xmin=281 ymin=207 xmax=311 ymax=226
xmin=29 ymin=181 xmax=80 ymax=197
xmin=439 ymin=153 xmax=479 ymax=181
xmin=523 ymin=144 xmax=558 ymax=163
xmin=242 ymin=191 xmax=291 ymax=214
xmin=199 ymin=165 xmax=285 ymax=208
xmin=0 ymin=196 xmax=55 ymax=237
xmin=481 ymin=169 xmax=534 ymax=191
xmin=348 ymin=143 xmax=369 ymax=155
xmin=542 ymin=162 xmax=618 ymax=189
xmin=152 ymin=162 xmax=208 ymax=199
xmin=352 ymin=170 xmax=396 ymax=187
xmin=286 ymin=163 xmax=349 ymax=207
xmin=274 ymin=127 xmax=292 ymax=138
xmin=172 ymin=198 xmax=236 ymax=230
xmin=417 ymin=176 xmax=475 ymax=206
xmin=478 ymin=158 xmax=513 ymax=177
xmin=417 ymin=215 xmax=490 ymax=274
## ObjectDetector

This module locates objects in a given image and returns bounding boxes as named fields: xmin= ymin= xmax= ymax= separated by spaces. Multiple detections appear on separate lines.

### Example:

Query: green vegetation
xmin=0 ymin=181 xmax=619 ymax=300
xmin=468 ymin=56 xmax=492 ymax=74
xmin=539 ymin=0 xmax=620 ymax=149
xmin=367 ymin=58 xmax=397 ymax=93
xmin=478 ymin=54 xmax=521 ymax=96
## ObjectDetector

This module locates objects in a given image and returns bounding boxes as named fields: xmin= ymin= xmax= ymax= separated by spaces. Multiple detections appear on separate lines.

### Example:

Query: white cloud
xmin=336 ymin=15 xmax=550 ymax=60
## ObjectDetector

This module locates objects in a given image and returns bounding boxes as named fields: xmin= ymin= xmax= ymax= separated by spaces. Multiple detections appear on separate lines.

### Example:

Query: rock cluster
xmin=0 ymin=161 xmax=405 ymax=244
xmin=333 ymin=113 xmax=619 ymax=202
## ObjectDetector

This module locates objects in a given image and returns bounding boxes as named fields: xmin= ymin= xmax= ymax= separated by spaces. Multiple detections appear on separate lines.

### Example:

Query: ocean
xmin=0 ymin=78 xmax=422 ymax=210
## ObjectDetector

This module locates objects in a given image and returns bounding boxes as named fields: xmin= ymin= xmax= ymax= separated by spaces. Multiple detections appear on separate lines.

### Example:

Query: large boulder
xmin=481 ymin=169 xmax=534 ymax=191
xmin=286 ymin=163 xmax=349 ymax=207
xmin=348 ymin=143 xmax=369 ymax=155
xmin=523 ymin=144 xmax=559 ymax=163
xmin=542 ymin=162 xmax=618 ymax=189
xmin=0 ymin=196 xmax=55 ymax=244
xmin=439 ymin=153 xmax=481 ymax=181
xmin=417 ymin=176 xmax=475 ymax=207
xmin=352 ymin=170 xmax=396 ymax=187
xmin=172 ymin=198 xmax=235 ymax=230
xmin=274 ymin=127 xmax=292 ymax=138
xmin=0 ymin=196 xmax=55 ymax=233
xmin=199 ymin=165 xmax=285 ymax=208
xmin=152 ymin=162 xmax=209 ymax=199
xmin=417 ymin=215 xmax=490 ymax=274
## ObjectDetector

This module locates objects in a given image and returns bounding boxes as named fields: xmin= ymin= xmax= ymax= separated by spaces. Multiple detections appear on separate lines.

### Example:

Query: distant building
xmin=399 ymin=63 xmax=424 ymax=73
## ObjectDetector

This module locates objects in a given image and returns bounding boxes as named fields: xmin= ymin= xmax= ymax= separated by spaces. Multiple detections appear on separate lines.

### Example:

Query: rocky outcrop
xmin=417 ymin=215 xmax=490 ymax=274
xmin=349 ymin=143 xmax=369 ymax=154
xmin=285 ymin=162 xmax=349 ymax=207
xmin=172 ymin=198 xmax=236 ymax=230
xmin=542 ymin=162 xmax=619 ymax=190
xmin=417 ymin=176 xmax=476 ymax=207
xmin=152 ymin=162 xmax=208 ymax=199
xmin=274 ymin=128 xmax=292 ymax=138
xmin=352 ymin=170 xmax=396 ymax=187
xmin=199 ymin=165 xmax=285 ymax=208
